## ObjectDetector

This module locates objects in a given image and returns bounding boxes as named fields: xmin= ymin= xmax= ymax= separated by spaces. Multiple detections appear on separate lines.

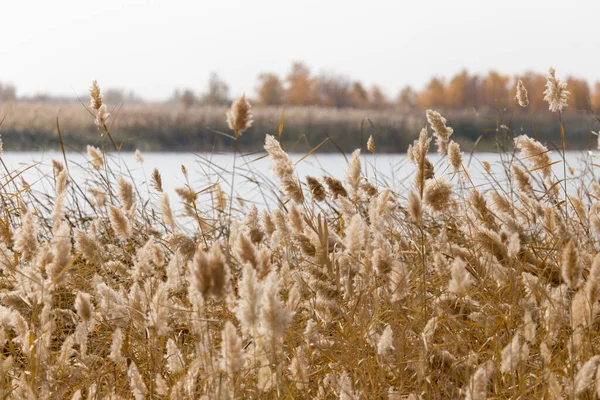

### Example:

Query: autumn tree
xmin=566 ymin=76 xmax=591 ymax=111
xmin=256 ymin=73 xmax=284 ymax=106
xmin=180 ymin=89 xmax=196 ymax=109
xmin=369 ymin=85 xmax=388 ymax=109
xmin=396 ymin=86 xmax=417 ymax=111
xmin=103 ymin=89 xmax=143 ymax=106
xmin=417 ymin=78 xmax=446 ymax=110
xmin=286 ymin=62 xmax=315 ymax=106
xmin=592 ymin=82 xmax=600 ymax=112
xmin=0 ymin=83 xmax=16 ymax=102
xmin=315 ymin=74 xmax=352 ymax=108
xmin=201 ymin=72 xmax=229 ymax=105
xmin=447 ymin=70 xmax=480 ymax=110
xmin=481 ymin=71 xmax=510 ymax=110
xmin=349 ymin=82 xmax=369 ymax=108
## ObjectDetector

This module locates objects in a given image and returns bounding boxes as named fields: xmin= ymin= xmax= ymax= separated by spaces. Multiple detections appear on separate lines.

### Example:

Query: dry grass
xmin=0 ymin=100 xmax=596 ymax=153
xmin=0 ymin=78 xmax=600 ymax=399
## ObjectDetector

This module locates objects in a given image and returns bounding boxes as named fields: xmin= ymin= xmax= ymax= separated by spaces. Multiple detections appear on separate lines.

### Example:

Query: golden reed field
xmin=0 ymin=69 xmax=599 ymax=399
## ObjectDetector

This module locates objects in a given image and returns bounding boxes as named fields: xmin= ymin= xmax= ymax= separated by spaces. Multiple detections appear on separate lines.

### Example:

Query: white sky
xmin=2 ymin=0 xmax=599 ymax=101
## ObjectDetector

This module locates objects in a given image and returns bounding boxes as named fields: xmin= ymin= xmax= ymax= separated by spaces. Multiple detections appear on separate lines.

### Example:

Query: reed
xmin=0 ymin=75 xmax=600 ymax=399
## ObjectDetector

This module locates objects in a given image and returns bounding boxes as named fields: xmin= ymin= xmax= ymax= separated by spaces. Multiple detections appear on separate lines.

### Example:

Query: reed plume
xmin=423 ymin=178 xmax=453 ymax=212
xmin=89 ymin=80 xmax=102 ymax=110
xmin=514 ymin=135 xmax=553 ymax=178
xmin=426 ymin=110 xmax=453 ymax=154
xmin=306 ymin=176 xmax=327 ymax=201
xmin=544 ymin=68 xmax=570 ymax=113
xmin=109 ymin=204 xmax=132 ymax=240
xmin=515 ymin=79 xmax=529 ymax=107
xmin=264 ymin=135 xmax=304 ymax=204
xmin=561 ymin=240 xmax=581 ymax=289
xmin=87 ymin=145 xmax=104 ymax=170
xmin=227 ymin=94 xmax=253 ymax=138
xmin=367 ymin=135 xmax=375 ymax=152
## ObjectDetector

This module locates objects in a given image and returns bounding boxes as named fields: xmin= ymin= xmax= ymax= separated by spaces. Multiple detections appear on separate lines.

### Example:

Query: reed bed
xmin=0 ymin=99 xmax=595 ymax=153
xmin=0 ymin=71 xmax=599 ymax=399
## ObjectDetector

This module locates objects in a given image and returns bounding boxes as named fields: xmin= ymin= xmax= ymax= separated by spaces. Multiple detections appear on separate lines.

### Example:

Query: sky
xmin=2 ymin=0 xmax=599 ymax=101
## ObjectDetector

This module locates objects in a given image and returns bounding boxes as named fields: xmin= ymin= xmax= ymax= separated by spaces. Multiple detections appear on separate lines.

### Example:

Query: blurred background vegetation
xmin=1 ymin=61 xmax=599 ymax=153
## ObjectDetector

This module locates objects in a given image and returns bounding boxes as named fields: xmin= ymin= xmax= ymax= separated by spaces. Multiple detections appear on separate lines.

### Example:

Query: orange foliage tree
xmin=566 ymin=77 xmax=591 ymax=111
xmin=446 ymin=69 xmax=480 ymax=110
xmin=592 ymin=82 xmax=600 ymax=112
xmin=257 ymin=73 xmax=284 ymax=106
xmin=285 ymin=62 xmax=316 ymax=106
xmin=417 ymin=78 xmax=446 ymax=110
xmin=481 ymin=71 xmax=510 ymax=110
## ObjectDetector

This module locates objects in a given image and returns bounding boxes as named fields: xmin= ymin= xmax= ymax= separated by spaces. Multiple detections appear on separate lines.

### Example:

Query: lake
xmin=0 ymin=150 xmax=595 ymax=209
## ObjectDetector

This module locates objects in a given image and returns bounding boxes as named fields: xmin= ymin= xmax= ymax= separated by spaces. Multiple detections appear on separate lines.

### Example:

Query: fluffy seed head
xmin=423 ymin=178 xmax=454 ymax=212
xmin=377 ymin=325 xmax=395 ymax=356
xmin=160 ymin=193 xmax=175 ymax=230
xmin=426 ymin=110 xmax=453 ymax=154
xmin=514 ymin=135 xmax=552 ymax=178
xmin=264 ymin=135 xmax=304 ymax=203
xmin=90 ymin=80 xmax=103 ymax=110
xmin=306 ymin=176 xmax=326 ymax=202
xmin=544 ymin=67 xmax=570 ymax=112
xmin=448 ymin=141 xmax=462 ymax=172
xmin=448 ymin=257 xmax=472 ymax=296
xmin=227 ymin=94 xmax=253 ymax=138
xmin=515 ymin=79 xmax=529 ymax=107
xmin=367 ymin=135 xmax=375 ymax=153
xmin=500 ymin=332 xmax=521 ymax=373
xmin=561 ymin=240 xmax=581 ymax=289
xmin=135 ymin=149 xmax=144 ymax=163
xmin=109 ymin=205 xmax=132 ymax=241
xmin=87 ymin=145 xmax=103 ymax=170
xmin=575 ymin=355 xmax=600 ymax=395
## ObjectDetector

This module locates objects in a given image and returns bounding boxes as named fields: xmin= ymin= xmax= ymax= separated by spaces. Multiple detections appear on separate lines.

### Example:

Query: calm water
xmin=0 ymin=150 xmax=594 ymax=207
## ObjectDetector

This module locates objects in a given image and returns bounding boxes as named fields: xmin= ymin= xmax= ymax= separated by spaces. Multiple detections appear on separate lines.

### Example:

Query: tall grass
xmin=0 ymin=100 xmax=597 ymax=153
xmin=0 ymin=74 xmax=599 ymax=399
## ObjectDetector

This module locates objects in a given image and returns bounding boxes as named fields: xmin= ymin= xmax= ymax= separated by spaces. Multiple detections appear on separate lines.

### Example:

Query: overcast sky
xmin=2 ymin=0 xmax=599 ymax=101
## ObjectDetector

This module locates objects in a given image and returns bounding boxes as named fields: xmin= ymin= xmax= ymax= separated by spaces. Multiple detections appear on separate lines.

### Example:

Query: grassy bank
xmin=0 ymin=101 xmax=597 ymax=153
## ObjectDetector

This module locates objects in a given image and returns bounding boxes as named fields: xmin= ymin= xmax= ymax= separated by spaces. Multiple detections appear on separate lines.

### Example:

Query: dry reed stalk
xmin=544 ymin=68 xmax=570 ymax=113
xmin=227 ymin=94 xmax=253 ymax=138
xmin=426 ymin=110 xmax=453 ymax=155
xmin=515 ymin=79 xmax=529 ymax=107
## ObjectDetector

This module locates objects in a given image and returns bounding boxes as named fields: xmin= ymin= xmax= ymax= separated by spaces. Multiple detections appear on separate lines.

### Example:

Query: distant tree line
xmin=0 ymin=83 xmax=16 ymax=102
xmin=405 ymin=70 xmax=599 ymax=113
xmin=2 ymin=63 xmax=600 ymax=113
xmin=252 ymin=63 xmax=600 ymax=113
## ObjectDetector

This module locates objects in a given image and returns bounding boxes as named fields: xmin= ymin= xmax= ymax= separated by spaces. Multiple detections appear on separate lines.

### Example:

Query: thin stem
xmin=227 ymin=134 xmax=239 ymax=248
xmin=559 ymin=111 xmax=568 ymax=220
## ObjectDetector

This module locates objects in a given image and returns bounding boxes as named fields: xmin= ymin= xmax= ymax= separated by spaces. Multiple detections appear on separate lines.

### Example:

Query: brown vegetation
xmin=0 ymin=73 xmax=600 ymax=398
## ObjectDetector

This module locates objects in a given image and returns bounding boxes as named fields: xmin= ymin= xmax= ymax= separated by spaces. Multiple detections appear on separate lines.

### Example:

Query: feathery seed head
xmin=448 ymin=141 xmax=462 ymax=172
xmin=515 ymin=79 xmax=529 ymax=107
xmin=367 ymin=135 xmax=375 ymax=153
xmin=426 ymin=110 xmax=453 ymax=154
xmin=544 ymin=67 xmax=570 ymax=112
xmin=90 ymin=80 xmax=103 ymax=110
xmin=423 ymin=178 xmax=453 ymax=212
xmin=306 ymin=176 xmax=327 ymax=202
xmin=87 ymin=145 xmax=103 ymax=170
xmin=227 ymin=94 xmax=253 ymax=138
